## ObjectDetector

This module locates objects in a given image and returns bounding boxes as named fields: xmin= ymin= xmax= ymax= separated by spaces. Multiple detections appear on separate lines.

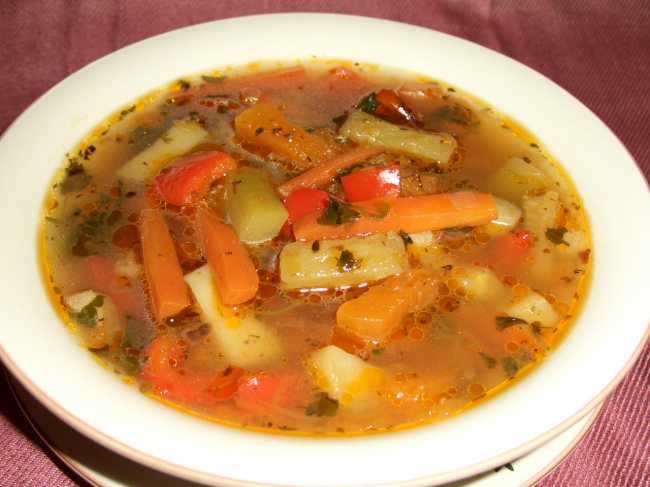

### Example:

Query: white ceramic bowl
xmin=0 ymin=13 xmax=648 ymax=487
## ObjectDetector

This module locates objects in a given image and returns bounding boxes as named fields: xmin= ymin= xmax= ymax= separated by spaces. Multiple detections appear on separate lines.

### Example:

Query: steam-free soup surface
xmin=42 ymin=62 xmax=591 ymax=434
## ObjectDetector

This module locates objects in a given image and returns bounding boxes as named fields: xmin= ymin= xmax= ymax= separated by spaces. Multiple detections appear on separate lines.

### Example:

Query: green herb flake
xmin=545 ymin=227 xmax=569 ymax=245
xmin=336 ymin=163 xmax=364 ymax=180
xmin=72 ymin=295 xmax=104 ymax=327
xmin=432 ymin=104 xmax=478 ymax=127
xmin=365 ymin=201 xmax=390 ymax=220
xmin=311 ymin=240 xmax=320 ymax=252
xmin=356 ymin=92 xmax=378 ymax=113
xmin=60 ymin=160 xmax=91 ymax=194
xmin=305 ymin=393 xmax=339 ymax=417
xmin=398 ymin=230 xmax=413 ymax=246
xmin=495 ymin=315 xmax=528 ymax=330
xmin=501 ymin=357 xmax=519 ymax=378
xmin=332 ymin=113 xmax=348 ymax=126
xmin=337 ymin=249 xmax=359 ymax=273
xmin=479 ymin=352 xmax=497 ymax=369
xmin=372 ymin=348 xmax=386 ymax=356
xmin=317 ymin=199 xmax=361 ymax=226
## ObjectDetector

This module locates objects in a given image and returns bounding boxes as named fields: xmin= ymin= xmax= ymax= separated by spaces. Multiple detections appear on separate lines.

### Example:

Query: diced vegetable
xmin=407 ymin=230 xmax=433 ymax=247
xmin=373 ymin=89 xmax=420 ymax=126
xmin=184 ymin=265 xmax=282 ymax=368
xmin=340 ymin=110 xmax=457 ymax=166
xmin=142 ymin=335 xmax=245 ymax=406
xmin=234 ymin=103 xmax=336 ymax=169
xmin=139 ymin=209 xmax=190 ymax=320
xmin=306 ymin=345 xmax=385 ymax=405
xmin=64 ymin=290 xmax=122 ymax=349
xmin=117 ymin=120 xmax=208 ymax=182
xmin=293 ymin=191 xmax=497 ymax=241
xmin=284 ymin=187 xmax=329 ymax=224
xmin=153 ymin=150 xmax=237 ymax=206
xmin=455 ymin=266 xmax=505 ymax=301
xmin=341 ymin=165 xmax=400 ymax=202
xmin=522 ymin=191 xmax=562 ymax=237
xmin=336 ymin=270 xmax=439 ymax=344
xmin=505 ymin=291 xmax=560 ymax=328
xmin=224 ymin=167 xmax=289 ymax=243
xmin=279 ymin=233 xmax=408 ymax=289
xmin=86 ymin=255 xmax=140 ymax=315
xmin=482 ymin=197 xmax=522 ymax=235
xmin=196 ymin=206 xmax=259 ymax=305
xmin=481 ymin=228 xmax=534 ymax=275
xmin=486 ymin=157 xmax=551 ymax=202
xmin=277 ymin=146 xmax=383 ymax=197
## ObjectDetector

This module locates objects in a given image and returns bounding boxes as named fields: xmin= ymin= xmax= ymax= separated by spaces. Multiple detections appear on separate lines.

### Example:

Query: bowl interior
xmin=0 ymin=13 xmax=648 ymax=487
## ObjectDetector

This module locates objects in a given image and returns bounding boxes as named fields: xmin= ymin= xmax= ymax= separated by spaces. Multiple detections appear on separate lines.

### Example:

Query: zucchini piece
xmin=224 ymin=167 xmax=289 ymax=244
xmin=279 ymin=233 xmax=407 ymax=289
xmin=339 ymin=110 xmax=457 ymax=166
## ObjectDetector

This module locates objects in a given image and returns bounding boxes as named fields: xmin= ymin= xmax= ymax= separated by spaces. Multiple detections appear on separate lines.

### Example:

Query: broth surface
xmin=41 ymin=61 xmax=591 ymax=435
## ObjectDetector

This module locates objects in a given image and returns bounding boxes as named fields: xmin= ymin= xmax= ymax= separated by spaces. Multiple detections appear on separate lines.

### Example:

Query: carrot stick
xmin=140 ymin=209 xmax=191 ymax=320
xmin=196 ymin=206 xmax=259 ymax=305
xmin=293 ymin=192 xmax=497 ymax=241
xmin=277 ymin=146 xmax=384 ymax=197
xmin=234 ymin=103 xmax=337 ymax=170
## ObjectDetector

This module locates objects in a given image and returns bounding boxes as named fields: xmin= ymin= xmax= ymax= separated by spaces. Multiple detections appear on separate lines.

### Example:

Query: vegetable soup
xmin=41 ymin=61 xmax=591 ymax=435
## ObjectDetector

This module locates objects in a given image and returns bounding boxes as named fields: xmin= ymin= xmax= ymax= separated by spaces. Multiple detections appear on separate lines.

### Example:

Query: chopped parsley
xmin=501 ymin=357 xmax=519 ymax=378
xmin=356 ymin=92 xmax=378 ymax=113
xmin=317 ymin=199 xmax=360 ymax=226
xmin=305 ymin=393 xmax=339 ymax=417
xmin=372 ymin=347 xmax=386 ymax=355
xmin=432 ymin=104 xmax=478 ymax=127
xmin=72 ymin=295 xmax=104 ymax=327
xmin=337 ymin=249 xmax=360 ymax=272
xmin=59 ymin=160 xmax=91 ymax=194
xmin=545 ymin=227 xmax=569 ymax=245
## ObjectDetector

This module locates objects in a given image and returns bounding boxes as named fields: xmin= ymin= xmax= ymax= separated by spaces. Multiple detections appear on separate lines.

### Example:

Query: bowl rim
xmin=0 ymin=12 xmax=649 ymax=487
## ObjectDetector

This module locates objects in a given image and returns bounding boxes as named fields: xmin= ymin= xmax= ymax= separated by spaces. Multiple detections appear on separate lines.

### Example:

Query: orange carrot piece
xmin=234 ymin=103 xmax=337 ymax=170
xmin=293 ymin=192 xmax=497 ymax=241
xmin=140 ymin=209 xmax=191 ymax=320
xmin=196 ymin=206 xmax=259 ymax=305
xmin=277 ymin=146 xmax=383 ymax=197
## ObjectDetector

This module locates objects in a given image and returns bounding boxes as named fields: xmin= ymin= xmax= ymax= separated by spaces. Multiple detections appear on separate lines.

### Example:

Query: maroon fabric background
xmin=0 ymin=1 xmax=648 ymax=486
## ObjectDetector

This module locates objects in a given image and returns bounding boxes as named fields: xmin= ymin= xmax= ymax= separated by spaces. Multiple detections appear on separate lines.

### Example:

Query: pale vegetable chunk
xmin=486 ymin=157 xmax=551 ymax=202
xmin=279 ymin=233 xmax=407 ymax=289
xmin=522 ymin=190 xmax=562 ymax=237
xmin=306 ymin=345 xmax=385 ymax=405
xmin=224 ymin=167 xmax=289 ymax=244
xmin=117 ymin=120 xmax=208 ymax=182
xmin=505 ymin=291 xmax=560 ymax=328
xmin=483 ymin=197 xmax=522 ymax=236
xmin=455 ymin=266 xmax=505 ymax=301
xmin=64 ymin=290 xmax=122 ymax=349
xmin=185 ymin=265 xmax=282 ymax=368
xmin=340 ymin=110 xmax=457 ymax=166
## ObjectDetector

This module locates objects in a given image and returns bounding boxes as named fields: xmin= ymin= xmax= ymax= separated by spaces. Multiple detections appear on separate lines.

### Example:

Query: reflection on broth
xmin=41 ymin=61 xmax=591 ymax=435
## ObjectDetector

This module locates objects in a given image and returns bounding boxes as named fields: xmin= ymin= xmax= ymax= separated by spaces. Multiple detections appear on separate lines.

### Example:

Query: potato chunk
xmin=306 ymin=345 xmax=385 ymax=405
xmin=505 ymin=291 xmax=560 ymax=328
xmin=185 ymin=265 xmax=282 ymax=368
xmin=279 ymin=233 xmax=407 ymax=289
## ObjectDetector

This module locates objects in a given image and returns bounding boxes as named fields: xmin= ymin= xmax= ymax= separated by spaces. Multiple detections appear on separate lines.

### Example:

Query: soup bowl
xmin=0 ymin=13 xmax=648 ymax=487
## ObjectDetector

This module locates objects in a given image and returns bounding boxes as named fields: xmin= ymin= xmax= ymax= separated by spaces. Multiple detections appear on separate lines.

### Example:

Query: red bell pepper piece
xmin=85 ymin=255 xmax=140 ymax=316
xmin=153 ymin=150 xmax=237 ymax=206
xmin=284 ymin=187 xmax=330 ymax=224
xmin=142 ymin=335 xmax=245 ymax=406
xmin=235 ymin=372 xmax=308 ymax=413
xmin=341 ymin=165 xmax=401 ymax=202
xmin=482 ymin=228 xmax=535 ymax=275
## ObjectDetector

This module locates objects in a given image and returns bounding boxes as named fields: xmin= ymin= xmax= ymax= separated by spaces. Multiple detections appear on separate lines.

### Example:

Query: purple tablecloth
xmin=0 ymin=1 xmax=648 ymax=486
